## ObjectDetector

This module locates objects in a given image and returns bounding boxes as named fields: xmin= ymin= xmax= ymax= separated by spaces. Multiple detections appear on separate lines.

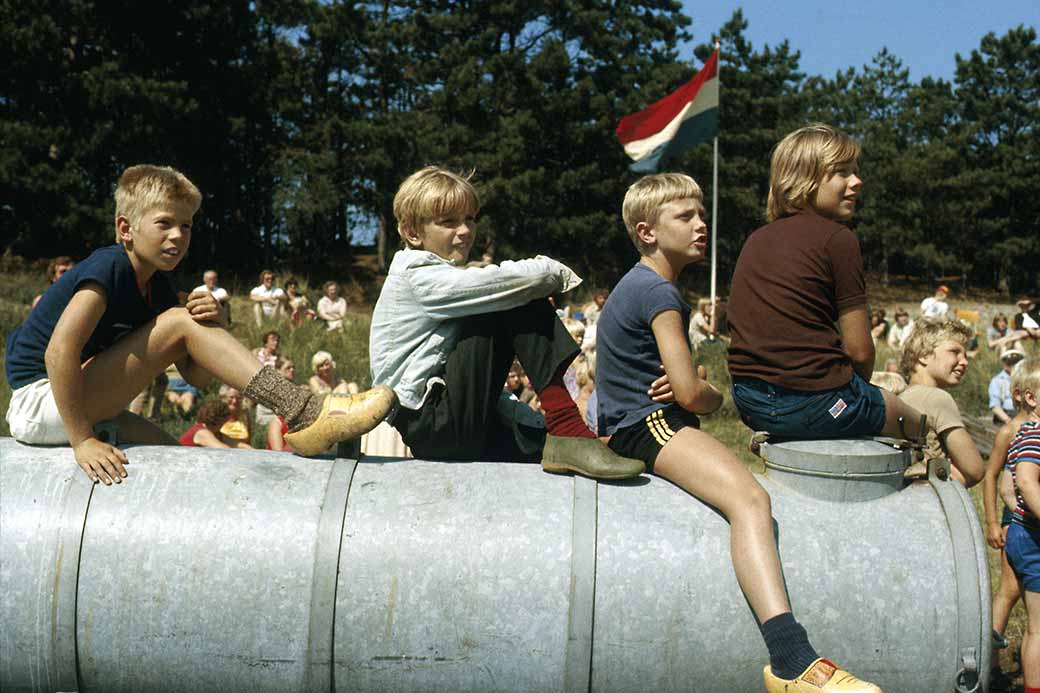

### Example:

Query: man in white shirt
xmin=193 ymin=270 xmax=231 ymax=326
xmin=250 ymin=270 xmax=286 ymax=326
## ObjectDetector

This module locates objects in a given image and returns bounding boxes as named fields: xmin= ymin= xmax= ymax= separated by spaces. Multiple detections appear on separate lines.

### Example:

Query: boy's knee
xmin=745 ymin=484 xmax=772 ymax=516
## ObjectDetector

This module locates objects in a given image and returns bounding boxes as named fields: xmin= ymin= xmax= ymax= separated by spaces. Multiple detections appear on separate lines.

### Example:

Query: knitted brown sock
xmin=243 ymin=366 xmax=324 ymax=428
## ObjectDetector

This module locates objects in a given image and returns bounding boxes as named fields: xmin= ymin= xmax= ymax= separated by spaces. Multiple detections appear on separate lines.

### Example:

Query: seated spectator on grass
xmin=128 ymin=373 xmax=168 ymax=420
xmin=317 ymin=280 xmax=348 ymax=331
xmin=165 ymin=364 xmax=202 ymax=416
xmin=920 ymin=285 xmax=950 ymax=318
xmin=580 ymin=288 xmax=609 ymax=326
xmin=870 ymin=309 xmax=889 ymax=345
xmin=250 ymin=269 xmax=286 ymax=326
xmin=887 ymin=308 xmax=915 ymax=350
xmin=267 ymin=413 xmax=292 ymax=452
xmin=990 ymin=348 xmax=1027 ymax=424
xmin=1013 ymin=296 xmax=1040 ymax=343
xmin=988 ymin=314 xmax=1015 ymax=350
xmin=285 ymin=278 xmax=317 ymax=327
xmin=179 ymin=398 xmax=249 ymax=448
xmin=256 ymin=357 xmax=295 ymax=428
xmin=308 ymin=351 xmax=358 ymax=395
xmin=193 ymin=270 xmax=231 ymax=326
xmin=255 ymin=330 xmax=280 ymax=368
xmin=218 ymin=385 xmax=252 ymax=446
xmin=31 ymin=256 xmax=75 ymax=309
xmin=690 ymin=298 xmax=721 ymax=349
xmin=870 ymin=358 xmax=907 ymax=395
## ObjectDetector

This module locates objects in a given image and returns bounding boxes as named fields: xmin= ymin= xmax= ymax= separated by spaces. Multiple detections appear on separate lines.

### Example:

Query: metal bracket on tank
xmin=927 ymin=457 xmax=951 ymax=482
xmin=955 ymin=647 xmax=980 ymax=692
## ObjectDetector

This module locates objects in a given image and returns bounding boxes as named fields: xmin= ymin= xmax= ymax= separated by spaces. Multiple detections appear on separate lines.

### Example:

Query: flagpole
xmin=709 ymin=41 xmax=720 ymax=315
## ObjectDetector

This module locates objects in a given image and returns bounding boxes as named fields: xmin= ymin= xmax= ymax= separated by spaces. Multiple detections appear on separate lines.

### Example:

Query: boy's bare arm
xmin=45 ymin=283 xmax=128 ymax=484
xmin=651 ymin=310 xmax=722 ymax=415
xmin=836 ymin=305 xmax=875 ymax=381
xmin=940 ymin=427 xmax=985 ymax=488
xmin=1014 ymin=463 xmax=1040 ymax=522
xmin=984 ymin=424 xmax=1016 ymax=547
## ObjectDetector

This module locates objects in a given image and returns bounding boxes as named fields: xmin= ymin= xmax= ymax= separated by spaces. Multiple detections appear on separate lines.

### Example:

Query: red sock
xmin=1026 ymin=688 xmax=1040 ymax=693
xmin=538 ymin=367 xmax=596 ymax=438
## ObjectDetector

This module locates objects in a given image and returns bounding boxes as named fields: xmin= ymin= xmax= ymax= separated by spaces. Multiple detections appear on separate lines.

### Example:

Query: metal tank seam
xmin=303 ymin=456 xmax=359 ymax=693
xmin=926 ymin=469 xmax=989 ymax=692
xmin=563 ymin=475 xmax=598 ymax=693
xmin=62 ymin=471 xmax=95 ymax=693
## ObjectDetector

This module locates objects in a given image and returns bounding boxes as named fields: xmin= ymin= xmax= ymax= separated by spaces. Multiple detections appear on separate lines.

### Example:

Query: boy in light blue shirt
xmin=369 ymin=166 xmax=642 ymax=479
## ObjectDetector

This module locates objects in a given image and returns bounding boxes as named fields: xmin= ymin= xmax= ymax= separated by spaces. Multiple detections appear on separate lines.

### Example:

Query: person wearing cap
xmin=920 ymin=285 xmax=950 ymax=319
xmin=1013 ymin=296 xmax=1040 ymax=343
xmin=990 ymin=347 xmax=1027 ymax=424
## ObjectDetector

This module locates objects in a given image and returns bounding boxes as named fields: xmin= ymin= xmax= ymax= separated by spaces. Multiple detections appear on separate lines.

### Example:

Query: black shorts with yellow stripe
xmin=607 ymin=405 xmax=700 ymax=474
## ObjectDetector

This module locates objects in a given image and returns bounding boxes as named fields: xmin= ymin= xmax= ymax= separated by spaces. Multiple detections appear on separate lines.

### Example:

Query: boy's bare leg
xmin=106 ymin=410 xmax=178 ymax=445
xmin=1023 ymin=590 xmax=1040 ymax=689
xmin=654 ymin=427 xmax=790 ymax=622
xmin=879 ymin=390 xmax=925 ymax=440
xmin=80 ymin=308 xmax=261 ymax=422
xmin=993 ymin=536 xmax=1022 ymax=636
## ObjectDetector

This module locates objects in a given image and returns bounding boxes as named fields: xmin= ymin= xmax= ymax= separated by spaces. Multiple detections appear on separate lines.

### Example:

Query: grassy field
xmin=1 ymin=259 xmax=1036 ymax=687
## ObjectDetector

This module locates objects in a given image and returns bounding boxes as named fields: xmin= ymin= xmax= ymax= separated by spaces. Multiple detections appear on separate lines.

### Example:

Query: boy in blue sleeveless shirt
xmin=597 ymin=173 xmax=878 ymax=693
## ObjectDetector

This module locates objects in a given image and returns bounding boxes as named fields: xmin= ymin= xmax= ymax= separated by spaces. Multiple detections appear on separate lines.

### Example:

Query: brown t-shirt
xmin=727 ymin=212 xmax=867 ymax=391
xmin=898 ymin=385 xmax=965 ymax=462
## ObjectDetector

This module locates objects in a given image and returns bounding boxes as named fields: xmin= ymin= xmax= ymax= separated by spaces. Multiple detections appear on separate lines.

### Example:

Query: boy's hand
xmin=186 ymin=290 xmax=220 ymax=323
xmin=986 ymin=521 xmax=1006 ymax=549
xmin=73 ymin=437 xmax=129 ymax=485
xmin=648 ymin=365 xmax=709 ymax=403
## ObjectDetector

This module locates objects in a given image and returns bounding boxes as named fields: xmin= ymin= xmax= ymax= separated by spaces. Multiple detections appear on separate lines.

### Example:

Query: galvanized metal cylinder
xmin=0 ymin=438 xmax=988 ymax=693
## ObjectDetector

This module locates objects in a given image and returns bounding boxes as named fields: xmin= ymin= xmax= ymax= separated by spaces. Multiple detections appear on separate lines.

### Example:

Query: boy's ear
xmin=400 ymin=223 xmax=423 ymax=249
xmin=635 ymin=220 xmax=655 ymax=248
xmin=116 ymin=215 xmax=133 ymax=243
xmin=1025 ymin=389 xmax=1039 ymax=410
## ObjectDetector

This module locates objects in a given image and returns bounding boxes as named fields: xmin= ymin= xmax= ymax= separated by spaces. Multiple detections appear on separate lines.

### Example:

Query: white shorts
xmin=6 ymin=379 xmax=68 ymax=445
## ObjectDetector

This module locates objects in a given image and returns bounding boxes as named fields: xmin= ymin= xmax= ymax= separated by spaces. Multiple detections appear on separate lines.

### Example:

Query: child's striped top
xmin=1010 ymin=421 xmax=1040 ymax=528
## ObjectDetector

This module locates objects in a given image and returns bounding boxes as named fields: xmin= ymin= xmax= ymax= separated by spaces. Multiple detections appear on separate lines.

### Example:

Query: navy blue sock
xmin=760 ymin=612 xmax=819 ymax=680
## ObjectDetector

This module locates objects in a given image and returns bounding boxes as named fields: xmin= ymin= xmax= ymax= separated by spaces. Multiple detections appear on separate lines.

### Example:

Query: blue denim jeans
xmin=731 ymin=372 xmax=886 ymax=439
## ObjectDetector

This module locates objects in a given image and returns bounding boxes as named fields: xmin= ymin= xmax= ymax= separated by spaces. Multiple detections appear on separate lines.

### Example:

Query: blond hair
xmin=622 ymin=173 xmax=703 ymax=253
xmin=766 ymin=124 xmax=860 ymax=222
xmin=899 ymin=317 xmax=974 ymax=377
xmin=393 ymin=166 xmax=479 ymax=239
xmin=114 ymin=165 xmax=201 ymax=242
xmin=1012 ymin=358 xmax=1040 ymax=403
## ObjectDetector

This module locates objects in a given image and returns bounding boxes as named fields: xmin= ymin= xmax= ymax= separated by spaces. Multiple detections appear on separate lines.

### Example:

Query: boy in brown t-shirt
xmin=727 ymin=123 xmax=924 ymax=443
xmin=897 ymin=317 xmax=985 ymax=486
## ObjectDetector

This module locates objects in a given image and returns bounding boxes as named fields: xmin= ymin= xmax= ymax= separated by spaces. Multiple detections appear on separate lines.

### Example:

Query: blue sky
xmin=679 ymin=1 xmax=1037 ymax=82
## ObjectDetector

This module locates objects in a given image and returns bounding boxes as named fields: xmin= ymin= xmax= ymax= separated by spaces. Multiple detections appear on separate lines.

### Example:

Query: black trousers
xmin=393 ymin=300 xmax=579 ymax=461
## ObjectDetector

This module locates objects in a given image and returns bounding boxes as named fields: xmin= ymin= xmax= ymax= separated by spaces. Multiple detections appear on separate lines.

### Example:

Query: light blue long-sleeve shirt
xmin=989 ymin=370 xmax=1014 ymax=411
xmin=370 ymin=248 xmax=581 ymax=411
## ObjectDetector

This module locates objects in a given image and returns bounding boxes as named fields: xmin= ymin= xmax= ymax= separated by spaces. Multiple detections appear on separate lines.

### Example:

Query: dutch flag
xmin=616 ymin=50 xmax=719 ymax=173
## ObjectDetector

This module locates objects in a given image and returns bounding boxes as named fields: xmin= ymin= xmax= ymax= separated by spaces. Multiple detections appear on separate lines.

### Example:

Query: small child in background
xmin=897 ymin=318 xmax=984 ymax=486
xmin=1001 ymin=359 xmax=1040 ymax=693
xmin=983 ymin=359 xmax=1030 ymax=667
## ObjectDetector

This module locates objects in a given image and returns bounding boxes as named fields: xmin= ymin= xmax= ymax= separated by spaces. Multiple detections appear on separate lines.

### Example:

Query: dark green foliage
xmin=1 ymin=3 xmax=1036 ymax=294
